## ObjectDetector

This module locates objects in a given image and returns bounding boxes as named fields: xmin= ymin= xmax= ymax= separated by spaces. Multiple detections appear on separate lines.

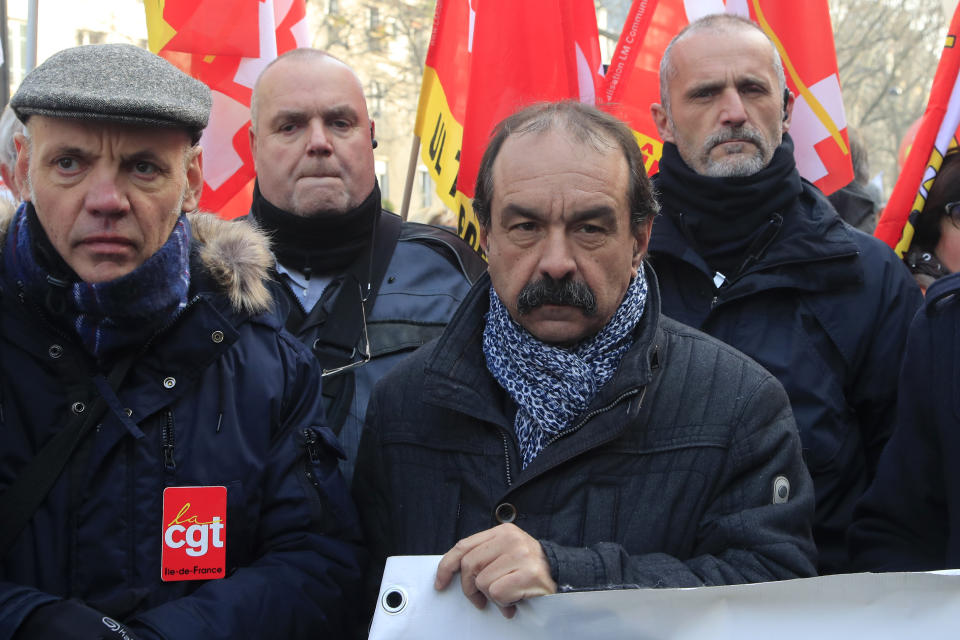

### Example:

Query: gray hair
xmin=659 ymin=14 xmax=787 ymax=116
xmin=472 ymin=101 xmax=658 ymax=230
xmin=0 ymin=105 xmax=23 ymax=169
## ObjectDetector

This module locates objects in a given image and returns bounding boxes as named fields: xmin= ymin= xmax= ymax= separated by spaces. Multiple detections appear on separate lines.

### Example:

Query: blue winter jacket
xmin=649 ymin=179 xmax=923 ymax=573
xmin=0 ymin=212 xmax=362 ymax=639
xmin=849 ymin=273 xmax=960 ymax=570
xmin=266 ymin=214 xmax=486 ymax=483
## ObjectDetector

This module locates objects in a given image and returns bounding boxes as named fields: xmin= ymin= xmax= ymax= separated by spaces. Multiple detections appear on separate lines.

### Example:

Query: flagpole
xmin=0 ymin=0 xmax=9 ymax=106
xmin=400 ymin=135 xmax=419 ymax=221
xmin=26 ymin=0 xmax=37 ymax=72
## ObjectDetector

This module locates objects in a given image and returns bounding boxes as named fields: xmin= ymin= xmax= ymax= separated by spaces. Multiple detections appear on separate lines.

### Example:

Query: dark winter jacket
xmin=849 ymin=273 xmax=960 ymax=571
xmin=0 ymin=212 xmax=362 ymax=639
xmin=354 ymin=266 xmax=817 ymax=600
xmin=649 ymin=179 xmax=922 ymax=573
xmin=267 ymin=213 xmax=486 ymax=483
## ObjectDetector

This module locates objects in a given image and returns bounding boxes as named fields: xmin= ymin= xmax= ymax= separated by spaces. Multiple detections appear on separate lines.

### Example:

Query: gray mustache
xmin=517 ymin=276 xmax=598 ymax=315
xmin=705 ymin=126 xmax=764 ymax=149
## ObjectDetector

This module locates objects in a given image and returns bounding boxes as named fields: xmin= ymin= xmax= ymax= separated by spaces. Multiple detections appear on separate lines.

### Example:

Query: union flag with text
xmin=875 ymin=4 xmax=960 ymax=256
xmin=414 ymin=0 xmax=603 ymax=255
xmin=601 ymin=0 xmax=852 ymax=195
xmin=144 ymin=0 xmax=309 ymax=218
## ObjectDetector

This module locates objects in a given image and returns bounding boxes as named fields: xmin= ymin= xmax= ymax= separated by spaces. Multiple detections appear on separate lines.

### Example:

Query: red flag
xmin=414 ymin=0 xmax=603 ymax=254
xmin=601 ymin=0 xmax=852 ymax=194
xmin=874 ymin=5 xmax=960 ymax=255
xmin=145 ymin=0 xmax=309 ymax=218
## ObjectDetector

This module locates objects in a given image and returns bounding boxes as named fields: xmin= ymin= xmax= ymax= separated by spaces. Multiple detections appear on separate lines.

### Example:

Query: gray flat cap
xmin=11 ymin=43 xmax=212 ymax=143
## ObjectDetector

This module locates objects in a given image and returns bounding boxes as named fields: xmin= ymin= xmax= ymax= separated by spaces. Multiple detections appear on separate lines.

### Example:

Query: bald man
xmin=247 ymin=49 xmax=484 ymax=483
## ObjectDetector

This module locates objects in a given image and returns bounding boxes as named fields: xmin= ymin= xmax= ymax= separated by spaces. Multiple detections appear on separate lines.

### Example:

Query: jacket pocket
xmin=378 ymin=432 xmax=476 ymax=552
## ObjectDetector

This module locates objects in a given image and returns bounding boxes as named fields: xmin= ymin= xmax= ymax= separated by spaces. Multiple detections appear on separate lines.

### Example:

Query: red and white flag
xmin=414 ymin=0 xmax=603 ymax=254
xmin=601 ymin=0 xmax=853 ymax=195
xmin=875 ymin=4 xmax=960 ymax=255
xmin=145 ymin=0 xmax=309 ymax=218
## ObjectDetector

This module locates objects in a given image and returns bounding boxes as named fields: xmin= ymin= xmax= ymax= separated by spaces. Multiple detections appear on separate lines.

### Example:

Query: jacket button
xmin=494 ymin=502 xmax=517 ymax=524
xmin=71 ymin=401 xmax=85 ymax=414
xmin=211 ymin=330 xmax=224 ymax=343
xmin=162 ymin=377 xmax=176 ymax=389
xmin=48 ymin=344 xmax=63 ymax=359
xmin=124 ymin=408 xmax=133 ymax=417
xmin=772 ymin=476 xmax=791 ymax=504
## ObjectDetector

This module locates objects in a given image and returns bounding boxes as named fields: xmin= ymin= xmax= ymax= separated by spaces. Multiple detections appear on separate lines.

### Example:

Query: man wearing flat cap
xmin=0 ymin=44 xmax=361 ymax=639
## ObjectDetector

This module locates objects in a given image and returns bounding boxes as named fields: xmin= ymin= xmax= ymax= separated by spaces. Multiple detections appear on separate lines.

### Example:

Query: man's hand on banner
xmin=434 ymin=523 xmax=558 ymax=619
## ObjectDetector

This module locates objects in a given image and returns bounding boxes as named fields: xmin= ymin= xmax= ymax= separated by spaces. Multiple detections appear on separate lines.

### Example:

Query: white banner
xmin=370 ymin=555 xmax=960 ymax=639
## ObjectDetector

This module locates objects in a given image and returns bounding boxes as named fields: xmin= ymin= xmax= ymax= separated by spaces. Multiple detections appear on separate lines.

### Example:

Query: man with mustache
xmin=354 ymin=101 xmax=816 ymax=621
xmin=247 ymin=49 xmax=484 ymax=484
xmin=647 ymin=14 xmax=922 ymax=573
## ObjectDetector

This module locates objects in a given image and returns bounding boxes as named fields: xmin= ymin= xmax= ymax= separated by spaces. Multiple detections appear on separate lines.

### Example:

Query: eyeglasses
xmin=945 ymin=201 xmax=960 ymax=228
xmin=321 ymin=281 xmax=372 ymax=378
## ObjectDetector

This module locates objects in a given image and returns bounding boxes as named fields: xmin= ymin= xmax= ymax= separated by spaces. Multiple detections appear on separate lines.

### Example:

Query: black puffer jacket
xmin=649 ymin=179 xmax=923 ymax=573
xmin=354 ymin=266 xmax=817 ymax=596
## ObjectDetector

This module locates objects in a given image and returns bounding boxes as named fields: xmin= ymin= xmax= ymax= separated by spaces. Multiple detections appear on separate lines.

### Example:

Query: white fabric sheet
xmin=370 ymin=555 xmax=960 ymax=639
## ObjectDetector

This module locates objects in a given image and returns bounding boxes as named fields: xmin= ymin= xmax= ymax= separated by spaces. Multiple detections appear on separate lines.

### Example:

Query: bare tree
xmin=308 ymin=0 xmax=434 ymax=143
xmin=831 ymin=0 xmax=947 ymax=197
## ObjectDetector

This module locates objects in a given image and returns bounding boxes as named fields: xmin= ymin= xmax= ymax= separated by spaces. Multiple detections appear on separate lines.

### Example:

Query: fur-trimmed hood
xmin=0 ymin=201 xmax=274 ymax=316
xmin=188 ymin=211 xmax=273 ymax=315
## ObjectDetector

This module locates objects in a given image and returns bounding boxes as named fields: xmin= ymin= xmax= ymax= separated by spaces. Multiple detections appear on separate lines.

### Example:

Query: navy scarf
xmin=3 ymin=203 xmax=192 ymax=361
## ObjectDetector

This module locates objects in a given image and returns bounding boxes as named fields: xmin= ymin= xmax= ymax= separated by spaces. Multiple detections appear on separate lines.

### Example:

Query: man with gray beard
xmin=647 ymin=14 xmax=922 ymax=574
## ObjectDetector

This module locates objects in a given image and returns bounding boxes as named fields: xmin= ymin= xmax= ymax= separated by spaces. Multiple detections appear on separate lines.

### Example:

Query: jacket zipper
xmin=303 ymin=428 xmax=322 ymax=465
xmin=301 ymin=428 xmax=324 ymax=492
xmin=17 ymin=283 xmax=202 ymax=360
xmin=162 ymin=410 xmax=176 ymax=472
xmin=499 ymin=432 xmax=513 ymax=487
xmin=543 ymin=387 xmax=645 ymax=449
xmin=139 ymin=295 xmax=203 ymax=355
xmin=707 ymin=247 xmax=862 ymax=312
xmin=17 ymin=283 xmax=75 ymax=343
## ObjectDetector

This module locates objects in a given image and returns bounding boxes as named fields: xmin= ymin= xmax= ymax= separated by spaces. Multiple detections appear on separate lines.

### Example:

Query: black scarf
xmin=656 ymin=133 xmax=803 ymax=276
xmin=250 ymin=181 xmax=381 ymax=276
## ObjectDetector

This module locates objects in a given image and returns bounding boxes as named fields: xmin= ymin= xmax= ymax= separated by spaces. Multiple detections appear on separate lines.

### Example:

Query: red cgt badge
xmin=161 ymin=486 xmax=227 ymax=582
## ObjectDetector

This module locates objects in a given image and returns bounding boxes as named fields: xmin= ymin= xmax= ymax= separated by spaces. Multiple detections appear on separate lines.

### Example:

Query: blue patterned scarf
xmin=4 ymin=204 xmax=192 ymax=360
xmin=483 ymin=270 xmax=648 ymax=469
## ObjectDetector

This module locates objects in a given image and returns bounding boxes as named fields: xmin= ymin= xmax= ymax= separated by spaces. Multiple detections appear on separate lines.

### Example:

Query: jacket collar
xmin=650 ymin=179 xmax=864 ymax=295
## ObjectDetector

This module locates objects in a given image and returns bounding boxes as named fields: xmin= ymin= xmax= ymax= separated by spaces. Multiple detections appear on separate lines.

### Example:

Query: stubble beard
xmin=289 ymin=184 xmax=353 ymax=218
xmin=671 ymin=119 xmax=780 ymax=178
